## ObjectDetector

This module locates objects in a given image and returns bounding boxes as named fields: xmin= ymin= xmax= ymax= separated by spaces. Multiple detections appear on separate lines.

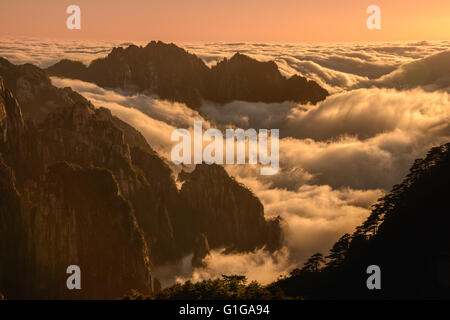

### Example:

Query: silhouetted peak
xmin=215 ymin=52 xmax=279 ymax=73
xmin=46 ymin=41 xmax=329 ymax=107
xmin=46 ymin=59 xmax=88 ymax=79
xmin=230 ymin=52 xmax=276 ymax=64
xmin=0 ymin=76 xmax=24 ymax=147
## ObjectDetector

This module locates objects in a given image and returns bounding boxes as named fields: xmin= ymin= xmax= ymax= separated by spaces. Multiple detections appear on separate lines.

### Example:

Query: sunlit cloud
xmin=10 ymin=40 xmax=446 ymax=286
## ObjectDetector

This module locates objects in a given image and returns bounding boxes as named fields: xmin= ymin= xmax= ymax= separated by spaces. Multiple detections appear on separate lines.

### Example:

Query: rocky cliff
xmin=206 ymin=53 xmax=328 ymax=105
xmin=46 ymin=41 xmax=328 ymax=108
xmin=0 ymin=57 xmax=87 ymax=123
xmin=0 ymin=77 xmax=153 ymax=299
xmin=0 ymin=58 xmax=181 ymax=265
xmin=275 ymin=143 xmax=450 ymax=299
xmin=178 ymin=164 xmax=283 ymax=253
xmin=0 ymin=58 xmax=283 ymax=298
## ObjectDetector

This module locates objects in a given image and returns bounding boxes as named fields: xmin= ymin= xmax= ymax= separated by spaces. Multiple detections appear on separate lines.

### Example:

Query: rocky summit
xmin=46 ymin=41 xmax=329 ymax=108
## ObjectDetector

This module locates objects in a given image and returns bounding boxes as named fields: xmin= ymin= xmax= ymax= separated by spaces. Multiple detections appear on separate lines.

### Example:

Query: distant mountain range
xmin=46 ymin=41 xmax=329 ymax=108
xmin=0 ymin=57 xmax=282 ymax=299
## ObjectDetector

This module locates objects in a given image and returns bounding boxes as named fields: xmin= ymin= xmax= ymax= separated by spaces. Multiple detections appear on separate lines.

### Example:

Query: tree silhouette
xmin=301 ymin=253 xmax=325 ymax=273
xmin=275 ymin=142 xmax=450 ymax=299
xmin=325 ymin=234 xmax=351 ymax=268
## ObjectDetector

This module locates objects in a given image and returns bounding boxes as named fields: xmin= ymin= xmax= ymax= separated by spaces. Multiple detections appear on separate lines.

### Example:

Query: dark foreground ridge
xmin=272 ymin=142 xmax=450 ymax=299
xmin=46 ymin=41 xmax=329 ymax=108
xmin=0 ymin=58 xmax=282 ymax=299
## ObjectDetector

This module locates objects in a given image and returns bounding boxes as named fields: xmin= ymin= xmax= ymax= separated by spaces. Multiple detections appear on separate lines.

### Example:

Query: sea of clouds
xmin=1 ymin=38 xmax=449 ymax=286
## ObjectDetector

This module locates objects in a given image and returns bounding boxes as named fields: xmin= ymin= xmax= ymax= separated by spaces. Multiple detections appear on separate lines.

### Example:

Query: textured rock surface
xmin=179 ymin=164 xmax=283 ymax=252
xmin=20 ymin=162 xmax=152 ymax=299
xmin=0 ymin=58 xmax=284 ymax=298
xmin=0 ymin=61 xmax=181 ymax=265
xmin=0 ymin=154 xmax=24 ymax=299
xmin=0 ymin=77 xmax=153 ymax=299
xmin=46 ymin=41 xmax=328 ymax=108
xmin=0 ymin=57 xmax=87 ymax=123
xmin=0 ymin=79 xmax=27 ymax=297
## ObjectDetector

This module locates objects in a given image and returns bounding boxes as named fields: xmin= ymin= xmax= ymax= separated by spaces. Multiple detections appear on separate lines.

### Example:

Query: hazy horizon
xmin=0 ymin=0 xmax=449 ymax=300
xmin=1 ymin=0 xmax=450 ymax=42
xmin=1 ymin=37 xmax=448 ymax=286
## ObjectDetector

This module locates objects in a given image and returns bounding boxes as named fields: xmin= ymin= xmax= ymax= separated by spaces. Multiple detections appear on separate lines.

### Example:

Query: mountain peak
xmin=46 ymin=41 xmax=328 ymax=108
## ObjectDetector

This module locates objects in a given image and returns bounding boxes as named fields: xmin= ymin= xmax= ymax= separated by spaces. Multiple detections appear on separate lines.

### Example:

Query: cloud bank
xmin=50 ymin=75 xmax=449 ymax=286
xmin=3 ymin=38 xmax=449 ymax=286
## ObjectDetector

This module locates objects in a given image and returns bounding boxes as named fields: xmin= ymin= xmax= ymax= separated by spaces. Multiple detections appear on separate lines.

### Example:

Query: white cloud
xmin=49 ymin=75 xmax=450 ymax=287
xmin=9 ymin=39 xmax=446 ymax=287
xmin=154 ymin=248 xmax=293 ymax=287
xmin=359 ymin=50 xmax=450 ymax=92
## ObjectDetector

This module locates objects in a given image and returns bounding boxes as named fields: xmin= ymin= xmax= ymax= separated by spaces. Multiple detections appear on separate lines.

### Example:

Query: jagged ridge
xmin=46 ymin=41 xmax=328 ymax=108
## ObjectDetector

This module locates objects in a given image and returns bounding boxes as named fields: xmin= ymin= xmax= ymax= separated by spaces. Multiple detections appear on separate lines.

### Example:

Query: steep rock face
xmin=21 ymin=103 xmax=134 ymax=191
xmin=0 ymin=58 xmax=287 ymax=297
xmin=0 ymin=77 xmax=24 ymax=162
xmin=20 ymin=98 xmax=180 ymax=265
xmin=128 ymin=146 xmax=181 ymax=263
xmin=46 ymin=41 xmax=329 ymax=108
xmin=2 ymin=58 xmax=284 ymax=263
xmin=0 ymin=155 xmax=25 ymax=298
xmin=0 ymin=81 xmax=27 ymax=296
xmin=0 ymin=57 xmax=87 ymax=123
xmin=19 ymin=162 xmax=152 ymax=299
xmin=192 ymin=233 xmax=211 ymax=268
xmin=0 ymin=61 xmax=181 ymax=265
xmin=0 ymin=78 xmax=153 ymax=298
xmin=178 ymin=164 xmax=282 ymax=252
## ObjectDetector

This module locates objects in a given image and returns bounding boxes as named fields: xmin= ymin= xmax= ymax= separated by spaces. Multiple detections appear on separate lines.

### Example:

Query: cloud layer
xmin=2 ymin=37 xmax=450 ymax=92
xmin=3 ymin=38 xmax=449 ymax=286
xmin=50 ymin=75 xmax=449 ymax=285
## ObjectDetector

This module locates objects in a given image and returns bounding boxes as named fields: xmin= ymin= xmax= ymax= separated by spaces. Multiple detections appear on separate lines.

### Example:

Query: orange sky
xmin=0 ymin=0 xmax=449 ymax=42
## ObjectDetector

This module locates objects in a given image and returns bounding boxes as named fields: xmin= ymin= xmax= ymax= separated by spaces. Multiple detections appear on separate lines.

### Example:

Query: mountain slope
xmin=274 ymin=143 xmax=450 ymax=299
xmin=0 ymin=77 xmax=153 ymax=299
xmin=178 ymin=164 xmax=283 ymax=253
